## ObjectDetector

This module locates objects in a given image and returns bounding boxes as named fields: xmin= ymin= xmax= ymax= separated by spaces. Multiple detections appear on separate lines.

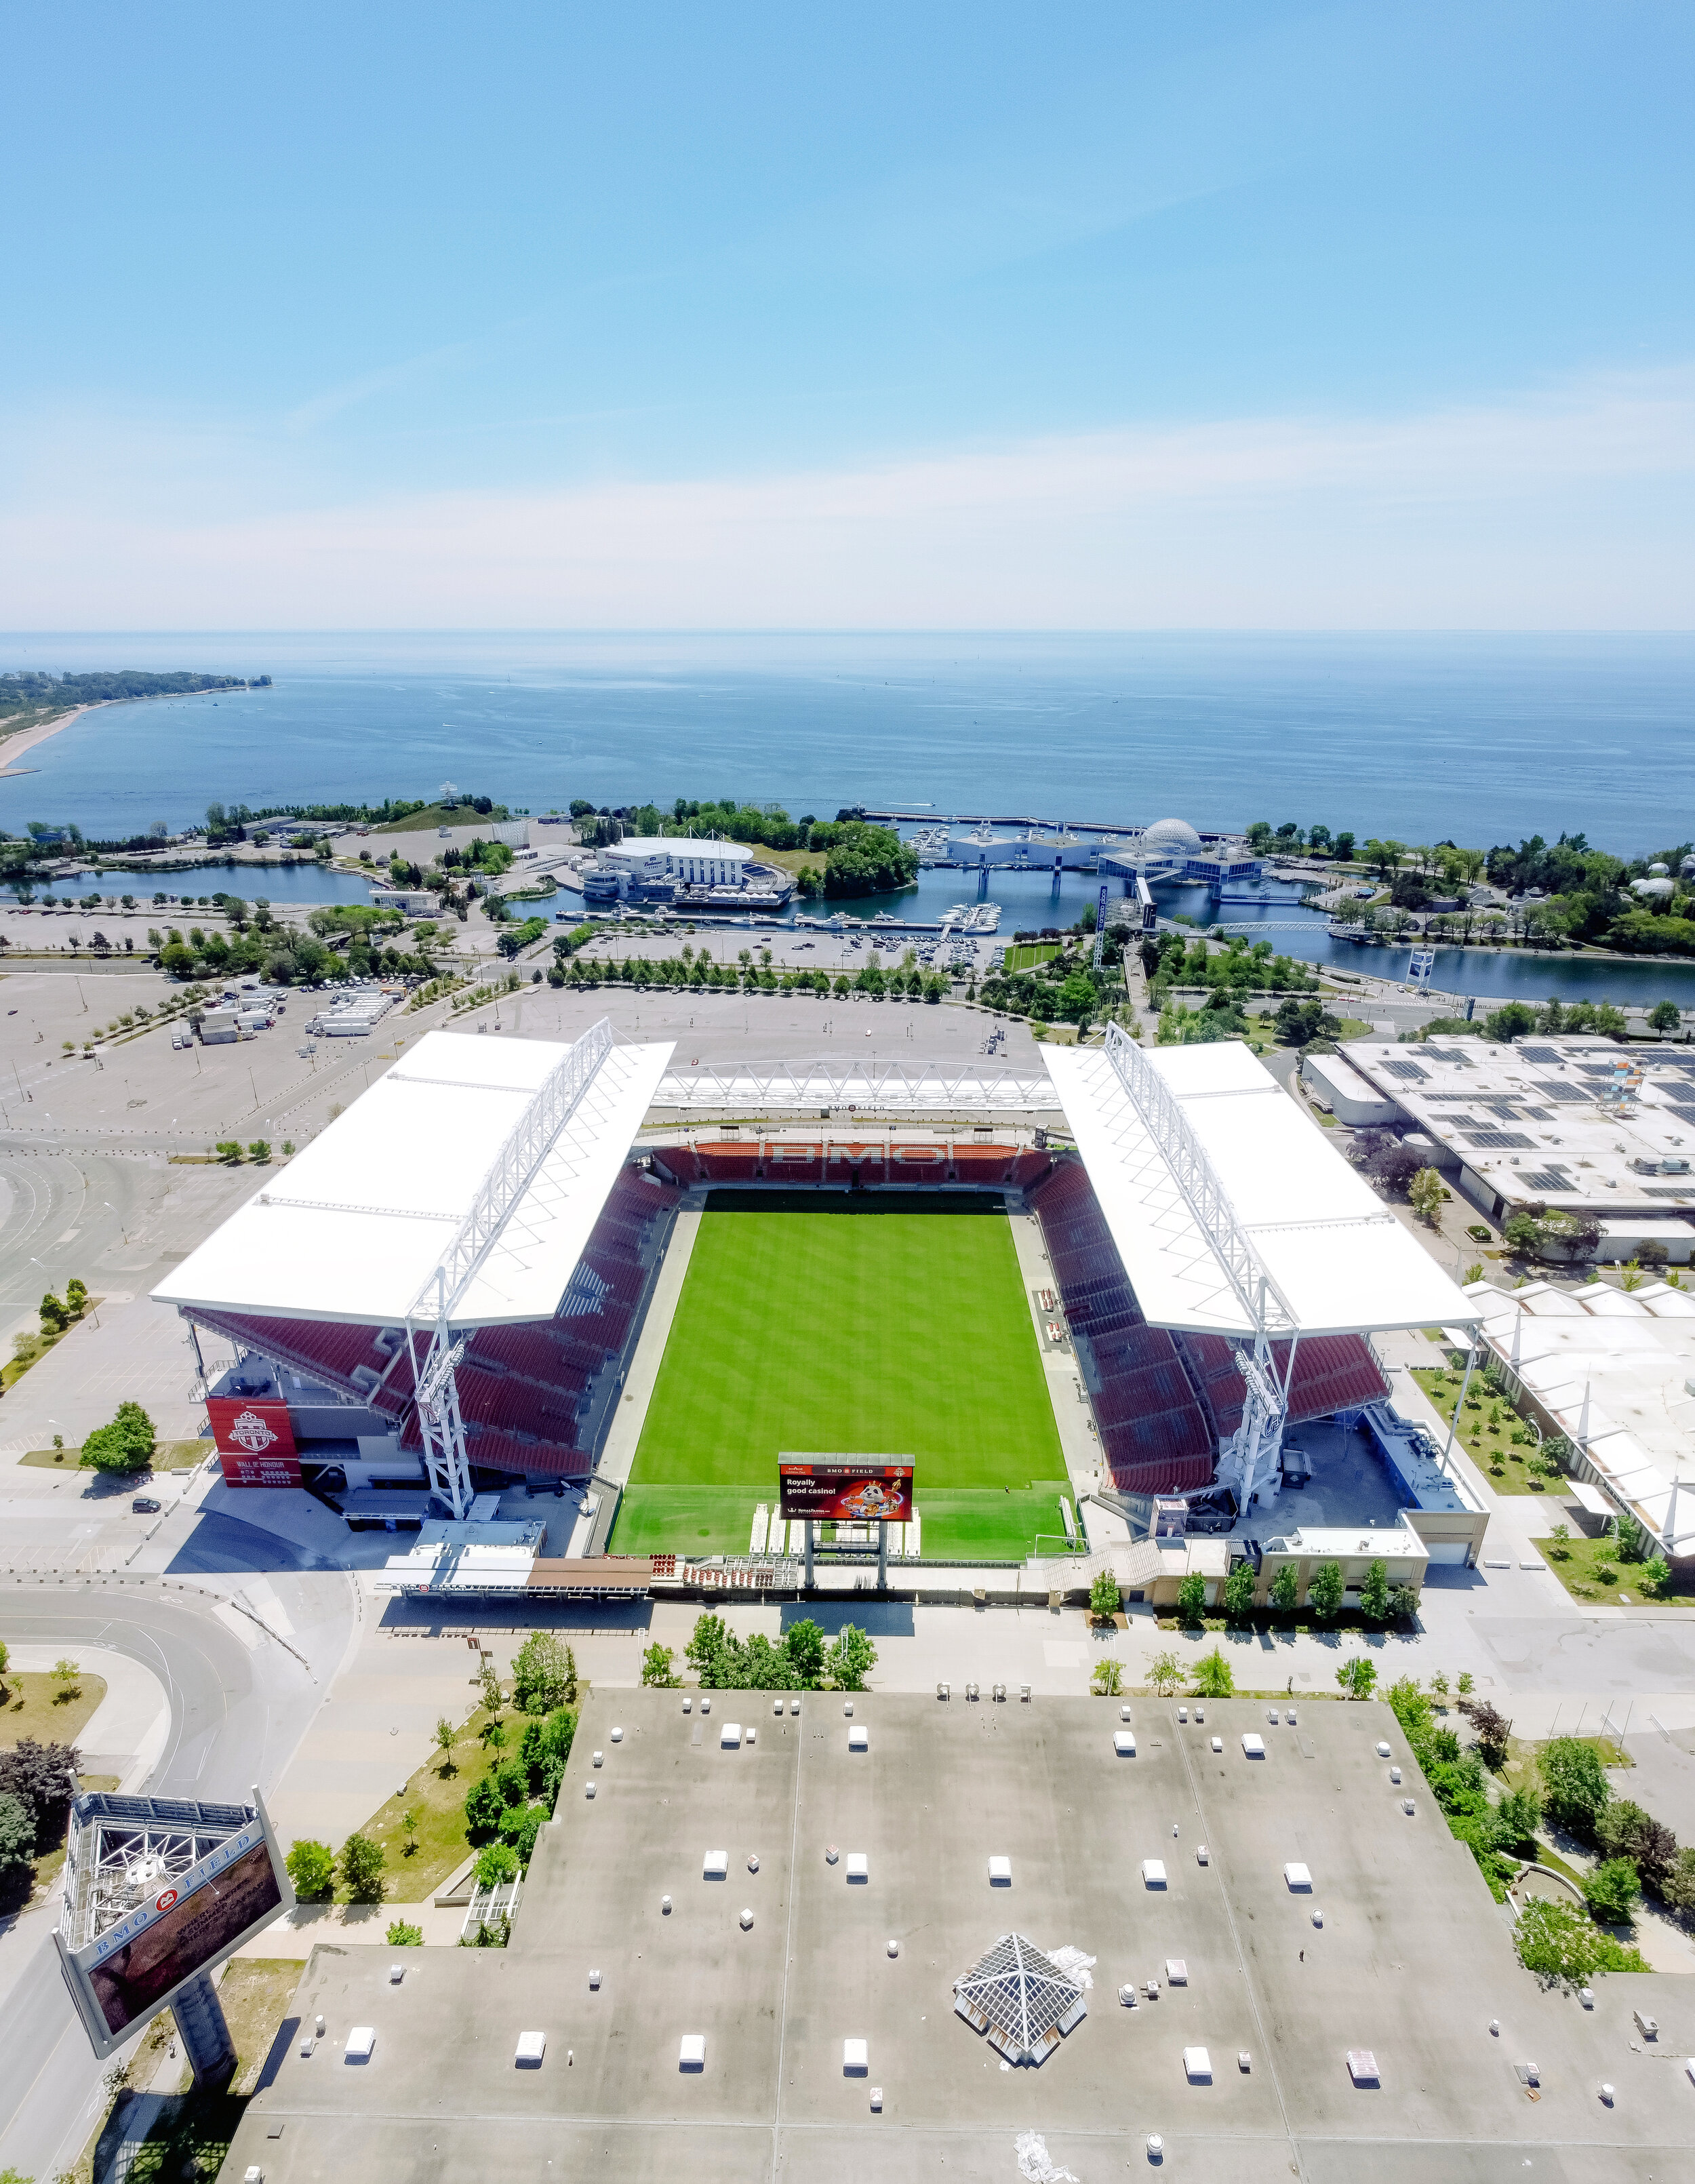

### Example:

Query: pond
xmin=3 ymin=858 xmax=380 ymax=907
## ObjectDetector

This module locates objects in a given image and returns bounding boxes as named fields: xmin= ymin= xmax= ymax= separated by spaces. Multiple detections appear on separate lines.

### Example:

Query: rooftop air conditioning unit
xmin=1141 ymin=1859 xmax=1167 ymax=1888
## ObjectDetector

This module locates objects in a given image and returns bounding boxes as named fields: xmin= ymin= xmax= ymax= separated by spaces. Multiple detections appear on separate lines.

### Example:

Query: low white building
xmin=602 ymin=838 xmax=752 ymax=891
xmin=1460 ymin=1275 xmax=1695 ymax=1562
xmin=1342 ymin=1035 xmax=1695 ymax=1224
xmin=1300 ymin=1051 xmax=1401 ymax=1127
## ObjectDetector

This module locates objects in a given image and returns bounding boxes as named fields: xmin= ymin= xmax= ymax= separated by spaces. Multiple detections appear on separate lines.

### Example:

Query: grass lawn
xmin=20 ymin=1438 xmax=210 ymax=1472
xmin=1410 ymin=1366 xmax=1557 ymax=1493
xmin=1003 ymin=941 xmax=1062 ymax=972
xmin=323 ymin=1686 xmax=580 ymax=1903
xmin=1 ymin=1667 xmax=107 ymax=1748
xmin=1532 ymin=1534 xmax=1671 ymax=1608
xmin=616 ymin=1193 xmax=1066 ymax=1562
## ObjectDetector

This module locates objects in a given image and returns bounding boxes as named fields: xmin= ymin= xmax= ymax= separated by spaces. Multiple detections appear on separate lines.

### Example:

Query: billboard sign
xmin=57 ymin=1798 xmax=293 ymax=2057
xmin=778 ymin=1457 xmax=914 ymax=1524
xmin=207 ymin=1397 xmax=301 ymax=1488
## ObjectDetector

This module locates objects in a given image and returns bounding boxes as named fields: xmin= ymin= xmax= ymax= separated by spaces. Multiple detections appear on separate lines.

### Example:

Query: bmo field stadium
xmin=155 ymin=1026 xmax=1474 ymax=1570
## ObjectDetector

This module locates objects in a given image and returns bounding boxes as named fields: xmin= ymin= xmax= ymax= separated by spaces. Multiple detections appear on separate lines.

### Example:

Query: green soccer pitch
xmin=611 ymin=1192 xmax=1070 ymax=1562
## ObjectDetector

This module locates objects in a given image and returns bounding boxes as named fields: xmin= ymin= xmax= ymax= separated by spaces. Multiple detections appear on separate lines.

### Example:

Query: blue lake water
xmin=3 ymin=630 xmax=1692 ymax=853
xmin=3 ymin=630 xmax=1692 ymax=1005
xmin=1 ymin=859 xmax=378 ymax=906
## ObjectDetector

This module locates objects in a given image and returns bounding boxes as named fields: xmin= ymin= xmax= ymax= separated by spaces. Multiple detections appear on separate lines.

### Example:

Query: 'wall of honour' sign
xmin=206 ymin=1397 xmax=302 ymax=1488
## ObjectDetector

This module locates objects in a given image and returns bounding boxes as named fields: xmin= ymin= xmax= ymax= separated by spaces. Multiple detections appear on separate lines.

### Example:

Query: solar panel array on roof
xmin=953 ymin=1932 xmax=1088 ymax=2065
xmin=1515 ymin=1046 xmax=1563 ymax=1065
xmin=1379 ymin=1060 xmax=1429 ymax=1082
xmin=1463 ymin=1132 xmax=1537 ymax=1149
xmin=1532 ymin=1081 xmax=1593 ymax=1104
xmin=1422 ymin=1046 xmax=1475 ymax=1066
xmin=1663 ymin=1105 xmax=1695 ymax=1128
xmin=1644 ymin=1184 xmax=1695 ymax=1199
xmin=1518 ymin=1170 xmax=1572 ymax=1193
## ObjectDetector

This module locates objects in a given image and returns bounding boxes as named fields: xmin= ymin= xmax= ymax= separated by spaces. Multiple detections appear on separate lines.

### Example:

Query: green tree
xmin=1336 ymin=1656 xmax=1377 ymax=1699
xmin=247 ymin=1138 xmax=272 ymax=1164
xmin=433 ymin=1715 xmax=460 ymax=1774
xmin=1176 ymin=1571 xmax=1208 ymax=1624
xmin=1640 ymin=1555 xmax=1671 ymax=1597
xmin=1408 ymin=1168 xmax=1446 ymax=1225
xmin=641 ymin=1642 xmax=679 ymax=1687
xmin=475 ymin=1841 xmax=519 ymax=1888
xmin=1388 ymin=1583 xmax=1421 ymax=1622
xmin=738 ymin=1633 xmax=797 ymax=1690
xmin=285 ymin=1838 xmax=335 ymax=1899
xmin=464 ymin=1773 xmax=505 ymax=1836
xmin=1495 ymin=1785 xmax=1542 ymax=1851
xmin=1089 ymin=1568 xmax=1122 ymax=1621
xmin=1539 ymin=1736 xmax=1611 ymax=1838
xmin=1648 ymin=999 xmax=1683 ymax=1032
xmin=64 ymin=1277 xmax=89 ymax=1318
xmin=386 ymin=1920 xmax=423 ymax=1946
xmin=1483 ymin=1001 xmax=1538 ymax=1043
xmin=1582 ymin=1857 xmax=1641 ymax=1924
xmin=1514 ymin=1897 xmax=1606 ymax=1987
xmin=1090 ymin=1657 xmax=1123 ymax=1696
xmin=782 ymin=1618 xmax=828 ymax=1687
xmin=0 ymin=1791 xmax=35 ymax=1873
xmin=339 ymin=1830 xmax=386 ymax=1902
xmin=825 ymin=1624 xmax=877 ymax=1692
xmin=686 ymin=1612 xmax=741 ymax=1688
xmin=399 ymin=1806 xmax=420 ymax=1857
xmin=39 ymin=1291 xmax=68 ymax=1335
xmin=1270 ymin=1562 xmax=1300 ymax=1614
xmin=1221 ymin=1560 xmax=1256 ymax=1623
xmin=1307 ymin=1561 xmax=1344 ymax=1620
xmin=1191 ymin=1646 xmax=1235 ymax=1697
xmin=1146 ymin=1650 xmax=1184 ymax=1696
xmin=1359 ymin=1559 xmax=1391 ymax=1624
xmin=512 ymin=1631 xmax=576 ymax=1714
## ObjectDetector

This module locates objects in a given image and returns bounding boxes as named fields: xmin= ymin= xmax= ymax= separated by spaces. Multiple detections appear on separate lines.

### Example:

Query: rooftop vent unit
xmin=1347 ymin=2050 xmax=1380 ymax=2086
xmin=1183 ymin=2046 xmax=1212 ymax=2082
xmin=515 ymin=2030 xmax=545 ymax=2067
xmin=702 ymin=1850 xmax=727 ymax=1880
xmin=849 ymin=1726 xmax=869 ymax=1751
xmin=952 ymin=1932 xmax=1088 ymax=2065
xmin=1283 ymin=1863 xmax=1313 ymax=1891
xmin=988 ymin=1855 xmax=1012 ymax=1885
xmin=1241 ymin=1734 xmax=1266 ymax=1758
xmin=1113 ymin=1731 xmax=1136 ymax=1757
xmin=1142 ymin=1859 xmax=1168 ymax=1888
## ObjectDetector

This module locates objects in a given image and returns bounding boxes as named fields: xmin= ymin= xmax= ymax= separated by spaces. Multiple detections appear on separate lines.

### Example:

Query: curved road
xmin=0 ymin=1571 xmax=356 ymax=2180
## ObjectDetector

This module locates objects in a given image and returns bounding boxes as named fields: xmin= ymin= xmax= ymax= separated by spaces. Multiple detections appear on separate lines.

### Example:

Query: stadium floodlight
xmin=56 ymin=1789 xmax=294 ymax=2079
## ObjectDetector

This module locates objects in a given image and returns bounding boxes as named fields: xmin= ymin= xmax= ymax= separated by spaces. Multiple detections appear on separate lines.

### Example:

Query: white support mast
xmin=1100 ymin=1025 xmax=1298 ymax=1505
xmin=405 ymin=1018 xmax=616 ymax=1520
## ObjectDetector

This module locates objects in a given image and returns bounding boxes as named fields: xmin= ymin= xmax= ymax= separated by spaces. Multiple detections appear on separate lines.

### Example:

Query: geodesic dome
xmin=1140 ymin=816 xmax=1201 ymax=854
xmin=953 ymin=1933 xmax=1088 ymax=2065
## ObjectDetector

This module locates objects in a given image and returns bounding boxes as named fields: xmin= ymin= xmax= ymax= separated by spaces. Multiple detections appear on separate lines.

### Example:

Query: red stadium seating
xmin=191 ymin=1163 xmax=681 ymax=1489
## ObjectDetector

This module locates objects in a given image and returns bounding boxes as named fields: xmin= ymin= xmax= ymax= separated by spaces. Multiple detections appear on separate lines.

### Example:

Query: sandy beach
xmin=0 ymin=700 xmax=104 ymax=776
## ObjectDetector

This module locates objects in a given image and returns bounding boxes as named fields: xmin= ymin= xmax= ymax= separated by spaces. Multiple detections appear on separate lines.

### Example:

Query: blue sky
xmin=3 ymin=2 xmax=1691 ymax=627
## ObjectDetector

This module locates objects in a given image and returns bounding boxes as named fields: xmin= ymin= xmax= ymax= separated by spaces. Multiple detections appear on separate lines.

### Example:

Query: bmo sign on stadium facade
xmin=206 ymin=1397 xmax=301 ymax=1488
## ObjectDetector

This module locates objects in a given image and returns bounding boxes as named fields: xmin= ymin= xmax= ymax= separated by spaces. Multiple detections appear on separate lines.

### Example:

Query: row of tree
xmin=1174 ymin=1555 xmax=1420 ymax=1627
xmin=666 ymin=1613 xmax=878 ymax=1692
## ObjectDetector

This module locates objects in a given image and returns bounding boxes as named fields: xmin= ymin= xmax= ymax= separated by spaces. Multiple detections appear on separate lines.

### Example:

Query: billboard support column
xmin=172 ymin=1967 xmax=236 ymax=2086
xmin=877 ymin=1520 xmax=888 ymax=1589
xmin=804 ymin=1520 xmax=814 ymax=1589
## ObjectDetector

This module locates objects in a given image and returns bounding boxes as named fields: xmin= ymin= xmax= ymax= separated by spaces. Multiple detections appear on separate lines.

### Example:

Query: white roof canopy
xmin=1042 ymin=1039 xmax=1476 ymax=1338
xmin=153 ymin=1023 xmax=672 ymax=1328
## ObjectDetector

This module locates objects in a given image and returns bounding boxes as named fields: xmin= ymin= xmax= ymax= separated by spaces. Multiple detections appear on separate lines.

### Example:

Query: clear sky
xmin=3 ymin=2 xmax=1692 ymax=628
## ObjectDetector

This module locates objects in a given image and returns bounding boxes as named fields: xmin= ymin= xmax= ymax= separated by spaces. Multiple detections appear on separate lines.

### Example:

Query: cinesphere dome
xmin=1140 ymin=817 xmax=1202 ymax=853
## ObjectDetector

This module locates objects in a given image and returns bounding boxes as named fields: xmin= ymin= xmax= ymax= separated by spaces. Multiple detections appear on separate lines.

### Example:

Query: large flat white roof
xmin=1465 ymin=1277 xmax=1694 ymax=1555
xmin=1043 ymin=1039 xmax=1476 ymax=1337
xmin=153 ymin=1026 xmax=672 ymax=1328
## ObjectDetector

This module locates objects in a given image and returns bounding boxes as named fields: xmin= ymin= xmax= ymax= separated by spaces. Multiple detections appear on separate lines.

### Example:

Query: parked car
xmin=131 ymin=1494 xmax=161 ymax=1514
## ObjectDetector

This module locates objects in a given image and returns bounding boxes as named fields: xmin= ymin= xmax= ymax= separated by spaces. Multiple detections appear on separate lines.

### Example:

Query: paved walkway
xmin=595 ymin=1205 xmax=700 ymax=1488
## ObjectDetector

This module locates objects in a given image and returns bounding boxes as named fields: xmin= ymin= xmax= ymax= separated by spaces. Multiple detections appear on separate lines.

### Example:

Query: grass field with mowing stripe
xmin=615 ymin=1192 xmax=1067 ymax=1560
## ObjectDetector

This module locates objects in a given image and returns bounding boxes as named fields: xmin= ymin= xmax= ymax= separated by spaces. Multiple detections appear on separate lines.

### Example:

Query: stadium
xmin=153 ymin=1017 xmax=1475 ymax=1585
